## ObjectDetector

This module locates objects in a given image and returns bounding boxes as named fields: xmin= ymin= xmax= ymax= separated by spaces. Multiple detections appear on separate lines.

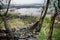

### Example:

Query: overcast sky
xmin=11 ymin=0 xmax=44 ymax=4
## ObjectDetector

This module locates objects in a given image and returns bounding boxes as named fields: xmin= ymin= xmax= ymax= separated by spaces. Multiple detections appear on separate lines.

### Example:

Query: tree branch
xmin=40 ymin=0 xmax=46 ymax=18
xmin=4 ymin=0 xmax=11 ymax=16
xmin=0 ymin=1 xmax=4 ymax=6
xmin=0 ymin=1 xmax=4 ymax=17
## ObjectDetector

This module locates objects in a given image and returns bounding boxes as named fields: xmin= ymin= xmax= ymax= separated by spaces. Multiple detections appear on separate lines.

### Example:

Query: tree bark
xmin=29 ymin=0 xmax=49 ymax=33
xmin=4 ymin=0 xmax=11 ymax=16
xmin=2 ymin=16 xmax=14 ymax=40
xmin=58 ymin=0 xmax=60 ymax=8
xmin=36 ymin=0 xmax=50 ymax=32
xmin=0 ymin=0 xmax=14 ymax=40
xmin=47 ymin=1 xmax=58 ymax=40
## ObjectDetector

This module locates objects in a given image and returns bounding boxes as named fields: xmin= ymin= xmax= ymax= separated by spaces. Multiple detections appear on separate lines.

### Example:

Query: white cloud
xmin=11 ymin=0 xmax=44 ymax=4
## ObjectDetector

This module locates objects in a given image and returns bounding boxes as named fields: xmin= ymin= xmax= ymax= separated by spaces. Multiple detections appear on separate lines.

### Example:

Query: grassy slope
xmin=37 ymin=17 xmax=60 ymax=40
xmin=0 ymin=14 xmax=60 ymax=40
xmin=0 ymin=14 xmax=38 ymax=29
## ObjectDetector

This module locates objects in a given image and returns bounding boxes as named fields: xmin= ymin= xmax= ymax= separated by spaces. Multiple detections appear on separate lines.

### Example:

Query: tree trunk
xmin=2 ymin=16 xmax=14 ymax=40
xmin=29 ymin=0 xmax=50 ymax=34
xmin=58 ymin=0 xmax=60 ymax=8
xmin=0 ymin=0 xmax=14 ymax=40
xmin=36 ymin=0 xmax=50 ymax=32
xmin=47 ymin=1 xmax=58 ymax=40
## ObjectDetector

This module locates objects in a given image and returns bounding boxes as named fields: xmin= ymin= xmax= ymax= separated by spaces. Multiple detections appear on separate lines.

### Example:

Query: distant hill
xmin=2 ymin=3 xmax=43 ymax=9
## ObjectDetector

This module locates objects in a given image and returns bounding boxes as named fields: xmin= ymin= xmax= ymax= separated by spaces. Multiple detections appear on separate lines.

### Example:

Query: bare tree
xmin=0 ymin=0 xmax=14 ymax=40
xmin=29 ymin=0 xmax=50 ymax=35
xmin=36 ymin=0 xmax=50 ymax=32
xmin=47 ymin=1 xmax=58 ymax=40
